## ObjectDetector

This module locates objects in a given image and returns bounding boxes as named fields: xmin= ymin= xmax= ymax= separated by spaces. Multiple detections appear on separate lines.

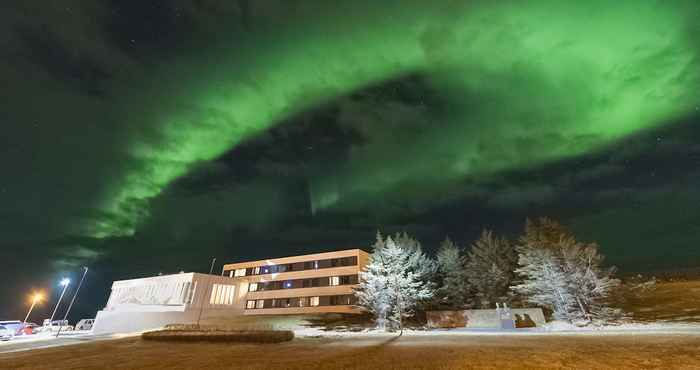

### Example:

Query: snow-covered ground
xmin=294 ymin=321 xmax=700 ymax=338
xmin=0 ymin=330 xmax=93 ymax=345
xmin=0 ymin=330 xmax=141 ymax=354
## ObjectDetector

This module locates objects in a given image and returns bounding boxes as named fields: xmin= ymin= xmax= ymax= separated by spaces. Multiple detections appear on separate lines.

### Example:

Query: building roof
xmin=222 ymin=248 xmax=369 ymax=270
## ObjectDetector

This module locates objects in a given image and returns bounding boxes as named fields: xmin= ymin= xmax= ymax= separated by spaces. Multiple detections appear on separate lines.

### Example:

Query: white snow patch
xmin=294 ymin=322 xmax=700 ymax=338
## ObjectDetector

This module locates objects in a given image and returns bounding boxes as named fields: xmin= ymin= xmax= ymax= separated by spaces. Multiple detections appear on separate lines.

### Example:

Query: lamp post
xmin=24 ymin=293 xmax=43 ymax=323
xmin=49 ymin=278 xmax=71 ymax=323
xmin=56 ymin=266 xmax=88 ymax=338
xmin=196 ymin=257 xmax=216 ymax=328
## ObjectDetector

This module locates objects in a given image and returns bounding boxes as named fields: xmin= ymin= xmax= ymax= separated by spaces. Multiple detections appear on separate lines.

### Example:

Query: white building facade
xmin=92 ymin=272 xmax=245 ymax=334
xmin=92 ymin=249 xmax=369 ymax=334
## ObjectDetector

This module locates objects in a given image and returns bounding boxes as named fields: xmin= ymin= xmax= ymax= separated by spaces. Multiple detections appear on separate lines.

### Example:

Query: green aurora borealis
xmin=88 ymin=0 xmax=700 ymax=237
xmin=2 ymin=0 xmax=700 ymax=320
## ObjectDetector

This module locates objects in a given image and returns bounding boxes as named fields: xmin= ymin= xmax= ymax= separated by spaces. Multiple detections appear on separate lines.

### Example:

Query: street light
xmin=49 ymin=278 xmax=71 ymax=323
xmin=24 ymin=293 xmax=43 ymax=323
xmin=57 ymin=267 xmax=88 ymax=338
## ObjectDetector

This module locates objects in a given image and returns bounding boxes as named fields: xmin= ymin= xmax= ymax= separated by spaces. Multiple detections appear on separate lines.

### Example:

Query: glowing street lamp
xmin=49 ymin=278 xmax=71 ymax=323
xmin=57 ymin=267 xmax=88 ymax=338
xmin=24 ymin=293 xmax=43 ymax=323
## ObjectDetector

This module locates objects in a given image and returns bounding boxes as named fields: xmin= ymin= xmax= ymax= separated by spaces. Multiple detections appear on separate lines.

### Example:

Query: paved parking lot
xmin=0 ymin=331 xmax=121 ymax=354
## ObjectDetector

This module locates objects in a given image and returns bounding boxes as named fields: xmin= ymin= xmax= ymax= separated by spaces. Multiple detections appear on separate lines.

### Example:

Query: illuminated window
xmin=253 ymin=266 xmax=261 ymax=275
xmin=234 ymin=268 xmax=246 ymax=277
xmin=256 ymin=299 xmax=264 ymax=309
xmin=310 ymin=296 xmax=320 ymax=306
xmin=329 ymin=276 xmax=340 ymax=286
xmin=227 ymin=285 xmax=234 ymax=305
xmin=210 ymin=284 xmax=220 ymax=304
xmin=210 ymin=284 xmax=236 ymax=305
xmin=248 ymin=283 xmax=258 ymax=292
xmin=246 ymin=300 xmax=256 ymax=309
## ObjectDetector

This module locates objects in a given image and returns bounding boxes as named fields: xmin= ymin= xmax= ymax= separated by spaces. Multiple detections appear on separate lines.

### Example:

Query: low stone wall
xmin=425 ymin=311 xmax=467 ymax=328
xmin=92 ymin=310 xmax=197 ymax=335
xmin=427 ymin=308 xmax=546 ymax=329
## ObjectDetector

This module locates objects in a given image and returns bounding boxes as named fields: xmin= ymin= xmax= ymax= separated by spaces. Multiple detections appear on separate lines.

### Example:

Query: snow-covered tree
xmin=558 ymin=239 xmax=622 ymax=323
xmin=355 ymin=232 xmax=434 ymax=332
xmin=433 ymin=238 xmax=468 ymax=308
xmin=511 ymin=246 xmax=577 ymax=321
xmin=511 ymin=218 xmax=622 ymax=325
xmin=354 ymin=264 xmax=391 ymax=329
xmin=464 ymin=230 xmax=518 ymax=308
xmin=393 ymin=231 xmax=437 ymax=284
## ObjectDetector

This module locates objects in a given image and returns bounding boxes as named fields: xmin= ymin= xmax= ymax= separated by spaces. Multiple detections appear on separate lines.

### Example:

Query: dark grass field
xmin=1 ymin=333 xmax=699 ymax=370
xmin=622 ymin=280 xmax=700 ymax=323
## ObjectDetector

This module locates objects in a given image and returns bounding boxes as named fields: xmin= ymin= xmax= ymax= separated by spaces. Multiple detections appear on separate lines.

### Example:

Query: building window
xmin=209 ymin=284 xmax=220 ymax=305
xmin=242 ymin=275 xmax=358 ymax=292
xmin=243 ymin=295 xmax=357 ymax=309
xmin=210 ymin=284 xmax=235 ymax=305
xmin=234 ymin=268 xmax=246 ymax=277
xmin=234 ymin=255 xmax=359 ymax=277
xmin=186 ymin=282 xmax=196 ymax=304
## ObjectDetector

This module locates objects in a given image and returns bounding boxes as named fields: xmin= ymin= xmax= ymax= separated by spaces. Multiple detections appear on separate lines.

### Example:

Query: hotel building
xmin=222 ymin=248 xmax=369 ymax=315
xmin=92 ymin=249 xmax=369 ymax=334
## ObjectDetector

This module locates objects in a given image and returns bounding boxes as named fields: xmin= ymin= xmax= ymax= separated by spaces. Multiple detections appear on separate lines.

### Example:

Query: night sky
xmin=2 ymin=1 xmax=699 ymax=321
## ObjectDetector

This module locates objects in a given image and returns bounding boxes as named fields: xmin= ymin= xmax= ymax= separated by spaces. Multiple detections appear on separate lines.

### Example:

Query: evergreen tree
xmin=354 ymin=233 xmax=391 ymax=329
xmin=355 ymin=232 xmax=434 ymax=331
xmin=511 ymin=218 xmax=622 ymax=325
xmin=558 ymin=239 xmax=622 ymax=323
xmin=464 ymin=230 xmax=518 ymax=308
xmin=433 ymin=237 xmax=468 ymax=308
xmin=511 ymin=246 xmax=577 ymax=321
xmin=393 ymin=231 xmax=437 ymax=283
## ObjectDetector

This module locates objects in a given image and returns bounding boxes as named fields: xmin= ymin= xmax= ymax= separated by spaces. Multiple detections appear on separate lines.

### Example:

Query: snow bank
xmin=294 ymin=322 xmax=700 ymax=338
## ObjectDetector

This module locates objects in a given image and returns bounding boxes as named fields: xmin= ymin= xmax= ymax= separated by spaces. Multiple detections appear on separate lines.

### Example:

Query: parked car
xmin=37 ymin=319 xmax=73 ymax=333
xmin=75 ymin=319 xmax=94 ymax=331
xmin=0 ymin=325 xmax=14 ymax=341
xmin=17 ymin=323 xmax=39 ymax=335
xmin=0 ymin=321 xmax=23 ymax=336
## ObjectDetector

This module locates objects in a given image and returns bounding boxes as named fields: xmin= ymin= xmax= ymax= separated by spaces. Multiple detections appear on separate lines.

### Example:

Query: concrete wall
xmin=427 ymin=308 xmax=546 ymax=329
xmin=93 ymin=310 xmax=196 ymax=334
